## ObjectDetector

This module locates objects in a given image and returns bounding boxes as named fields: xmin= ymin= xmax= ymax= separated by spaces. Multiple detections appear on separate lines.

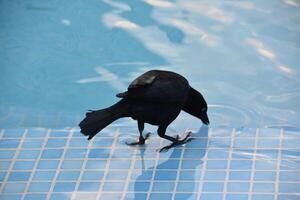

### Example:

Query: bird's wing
xmin=116 ymin=70 xmax=189 ymax=103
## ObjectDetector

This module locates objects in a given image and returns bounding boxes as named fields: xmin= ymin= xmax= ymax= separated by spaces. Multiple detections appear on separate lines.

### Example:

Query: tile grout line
xmin=196 ymin=127 xmax=211 ymax=200
xmin=274 ymin=128 xmax=283 ymax=200
xmin=222 ymin=128 xmax=235 ymax=200
xmin=248 ymin=128 xmax=259 ymax=200
xmin=96 ymin=128 xmax=120 ymax=200
xmin=45 ymin=128 xmax=74 ymax=200
xmin=146 ymin=137 xmax=163 ymax=200
xmin=0 ymin=129 xmax=27 ymax=194
xmin=71 ymin=132 xmax=93 ymax=200
xmin=171 ymin=130 xmax=186 ymax=200
xmin=21 ymin=128 xmax=51 ymax=200
xmin=120 ymin=140 xmax=138 ymax=200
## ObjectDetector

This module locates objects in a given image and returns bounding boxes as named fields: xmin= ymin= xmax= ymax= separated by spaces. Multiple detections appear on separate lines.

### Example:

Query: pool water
xmin=0 ymin=0 xmax=299 ymax=199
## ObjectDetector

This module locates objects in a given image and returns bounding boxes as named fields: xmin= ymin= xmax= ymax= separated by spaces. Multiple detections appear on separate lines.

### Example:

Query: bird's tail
xmin=78 ymin=99 xmax=128 ymax=140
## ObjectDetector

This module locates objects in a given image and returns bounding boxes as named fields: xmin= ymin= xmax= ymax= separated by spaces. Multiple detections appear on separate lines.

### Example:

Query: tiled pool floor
xmin=0 ymin=126 xmax=299 ymax=200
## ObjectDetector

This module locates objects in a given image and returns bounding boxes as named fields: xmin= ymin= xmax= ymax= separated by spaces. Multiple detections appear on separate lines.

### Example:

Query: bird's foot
xmin=126 ymin=132 xmax=151 ymax=146
xmin=159 ymin=131 xmax=193 ymax=152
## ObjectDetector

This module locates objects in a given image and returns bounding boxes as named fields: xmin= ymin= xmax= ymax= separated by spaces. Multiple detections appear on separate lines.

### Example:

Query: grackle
xmin=79 ymin=70 xmax=209 ymax=152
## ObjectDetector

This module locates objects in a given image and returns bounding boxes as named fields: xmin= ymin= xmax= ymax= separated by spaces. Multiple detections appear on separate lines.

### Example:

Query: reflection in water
xmin=132 ymin=125 xmax=209 ymax=199
xmin=0 ymin=0 xmax=299 ymax=128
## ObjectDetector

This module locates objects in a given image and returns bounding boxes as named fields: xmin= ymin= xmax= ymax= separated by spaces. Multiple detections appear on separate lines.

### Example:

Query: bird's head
xmin=184 ymin=87 xmax=210 ymax=125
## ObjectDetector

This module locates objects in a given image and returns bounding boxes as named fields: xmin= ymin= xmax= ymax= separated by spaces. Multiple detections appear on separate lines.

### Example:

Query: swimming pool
xmin=0 ymin=0 xmax=299 ymax=199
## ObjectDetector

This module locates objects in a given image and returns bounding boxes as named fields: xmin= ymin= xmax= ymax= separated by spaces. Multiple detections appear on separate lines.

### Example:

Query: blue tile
xmin=280 ymin=160 xmax=300 ymax=170
xmin=85 ymin=160 xmax=107 ymax=169
xmin=134 ymin=159 xmax=156 ymax=169
xmin=3 ymin=129 xmax=24 ymax=138
xmin=253 ymin=183 xmax=275 ymax=193
xmin=125 ymin=193 xmax=147 ymax=200
xmin=281 ymin=150 xmax=300 ymax=159
xmin=206 ymin=160 xmax=228 ymax=169
xmin=69 ymin=138 xmax=89 ymax=147
xmin=99 ymin=193 xmax=123 ymax=200
xmin=102 ymin=181 xmax=124 ymax=191
xmin=204 ymin=171 xmax=226 ymax=180
xmin=230 ymin=160 xmax=252 ymax=169
xmin=229 ymin=171 xmax=251 ymax=180
xmin=18 ymin=150 xmax=40 ymax=159
xmin=37 ymin=160 xmax=59 ymax=169
xmin=131 ymin=170 xmax=153 ymax=180
xmin=235 ymin=128 xmax=256 ymax=137
xmin=280 ymin=171 xmax=300 ymax=181
xmin=0 ymin=161 xmax=10 ymax=170
xmin=0 ymin=150 xmax=15 ymax=159
xmin=50 ymin=130 xmax=70 ymax=137
xmin=278 ymin=195 xmax=300 ymax=200
xmin=53 ymin=182 xmax=76 ymax=192
xmin=92 ymin=138 xmax=113 ymax=147
xmin=2 ymin=183 xmax=26 ymax=193
xmin=208 ymin=138 xmax=231 ymax=148
xmin=181 ymin=160 xmax=203 ymax=169
xmin=258 ymin=128 xmax=280 ymax=137
xmin=184 ymin=149 xmax=208 ymax=158
xmin=177 ymin=182 xmax=198 ymax=192
xmin=226 ymin=194 xmax=248 ymax=200
xmin=33 ymin=171 xmax=56 ymax=181
xmin=233 ymin=138 xmax=255 ymax=148
xmin=254 ymin=171 xmax=276 ymax=181
xmin=175 ymin=194 xmax=196 ymax=200
xmin=26 ymin=129 xmax=48 ymax=137
xmin=128 ymin=181 xmax=150 ymax=192
xmin=57 ymin=171 xmax=80 ymax=180
xmin=61 ymin=160 xmax=83 ymax=169
xmin=8 ymin=172 xmax=31 ymax=181
xmin=109 ymin=159 xmax=131 ymax=169
xmin=282 ymin=139 xmax=300 ymax=148
xmin=154 ymin=170 xmax=177 ymax=180
xmin=252 ymin=195 xmax=275 ymax=200
xmin=179 ymin=170 xmax=199 ymax=180
xmin=113 ymin=149 xmax=133 ymax=158
xmin=152 ymin=181 xmax=174 ymax=192
xmin=232 ymin=149 xmax=254 ymax=159
xmin=257 ymin=139 xmax=279 ymax=148
xmin=160 ymin=148 xmax=182 ymax=158
xmin=50 ymin=194 xmax=71 ymax=200
xmin=88 ymin=149 xmax=110 ymax=158
xmin=0 ymin=172 xmax=6 ymax=181
xmin=202 ymin=182 xmax=224 ymax=192
xmin=210 ymin=128 xmax=232 ymax=137
xmin=13 ymin=161 xmax=35 ymax=170
xmin=255 ymin=160 xmax=277 ymax=170
xmin=157 ymin=159 xmax=179 ymax=169
xmin=207 ymin=149 xmax=229 ymax=159
xmin=279 ymin=183 xmax=300 ymax=193
xmin=65 ymin=149 xmax=87 ymax=158
xmin=227 ymin=182 xmax=249 ymax=192
xmin=256 ymin=150 xmax=278 ymax=159
xmin=106 ymin=170 xmax=128 ymax=180
xmin=46 ymin=138 xmax=67 ymax=148
xmin=78 ymin=182 xmax=100 ymax=191
xmin=41 ymin=149 xmax=63 ymax=158
xmin=149 ymin=193 xmax=172 ymax=200
xmin=0 ymin=194 xmax=22 ymax=200
xmin=28 ymin=182 xmax=51 ymax=192
xmin=22 ymin=139 xmax=43 ymax=148
xmin=0 ymin=139 xmax=20 ymax=148
xmin=200 ymin=194 xmax=222 ymax=200
xmin=24 ymin=194 xmax=47 ymax=200
xmin=82 ymin=171 xmax=104 ymax=180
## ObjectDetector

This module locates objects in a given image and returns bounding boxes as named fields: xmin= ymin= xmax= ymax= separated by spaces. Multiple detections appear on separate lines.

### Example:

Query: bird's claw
xmin=126 ymin=132 xmax=151 ymax=146
xmin=159 ymin=131 xmax=193 ymax=152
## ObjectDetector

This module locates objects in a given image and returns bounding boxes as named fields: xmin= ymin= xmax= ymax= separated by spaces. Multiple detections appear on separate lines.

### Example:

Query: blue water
xmin=1 ymin=0 xmax=299 ymax=129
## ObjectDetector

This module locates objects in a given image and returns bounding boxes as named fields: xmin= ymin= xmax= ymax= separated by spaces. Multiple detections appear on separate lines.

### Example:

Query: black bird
xmin=79 ymin=70 xmax=209 ymax=151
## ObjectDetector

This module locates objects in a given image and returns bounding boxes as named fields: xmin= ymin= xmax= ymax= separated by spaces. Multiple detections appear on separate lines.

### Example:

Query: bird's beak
xmin=199 ymin=112 xmax=210 ymax=125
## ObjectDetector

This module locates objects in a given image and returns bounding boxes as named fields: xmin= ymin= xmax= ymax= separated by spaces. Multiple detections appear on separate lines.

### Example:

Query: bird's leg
xmin=126 ymin=121 xmax=151 ymax=146
xmin=158 ymin=126 xmax=193 ymax=152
